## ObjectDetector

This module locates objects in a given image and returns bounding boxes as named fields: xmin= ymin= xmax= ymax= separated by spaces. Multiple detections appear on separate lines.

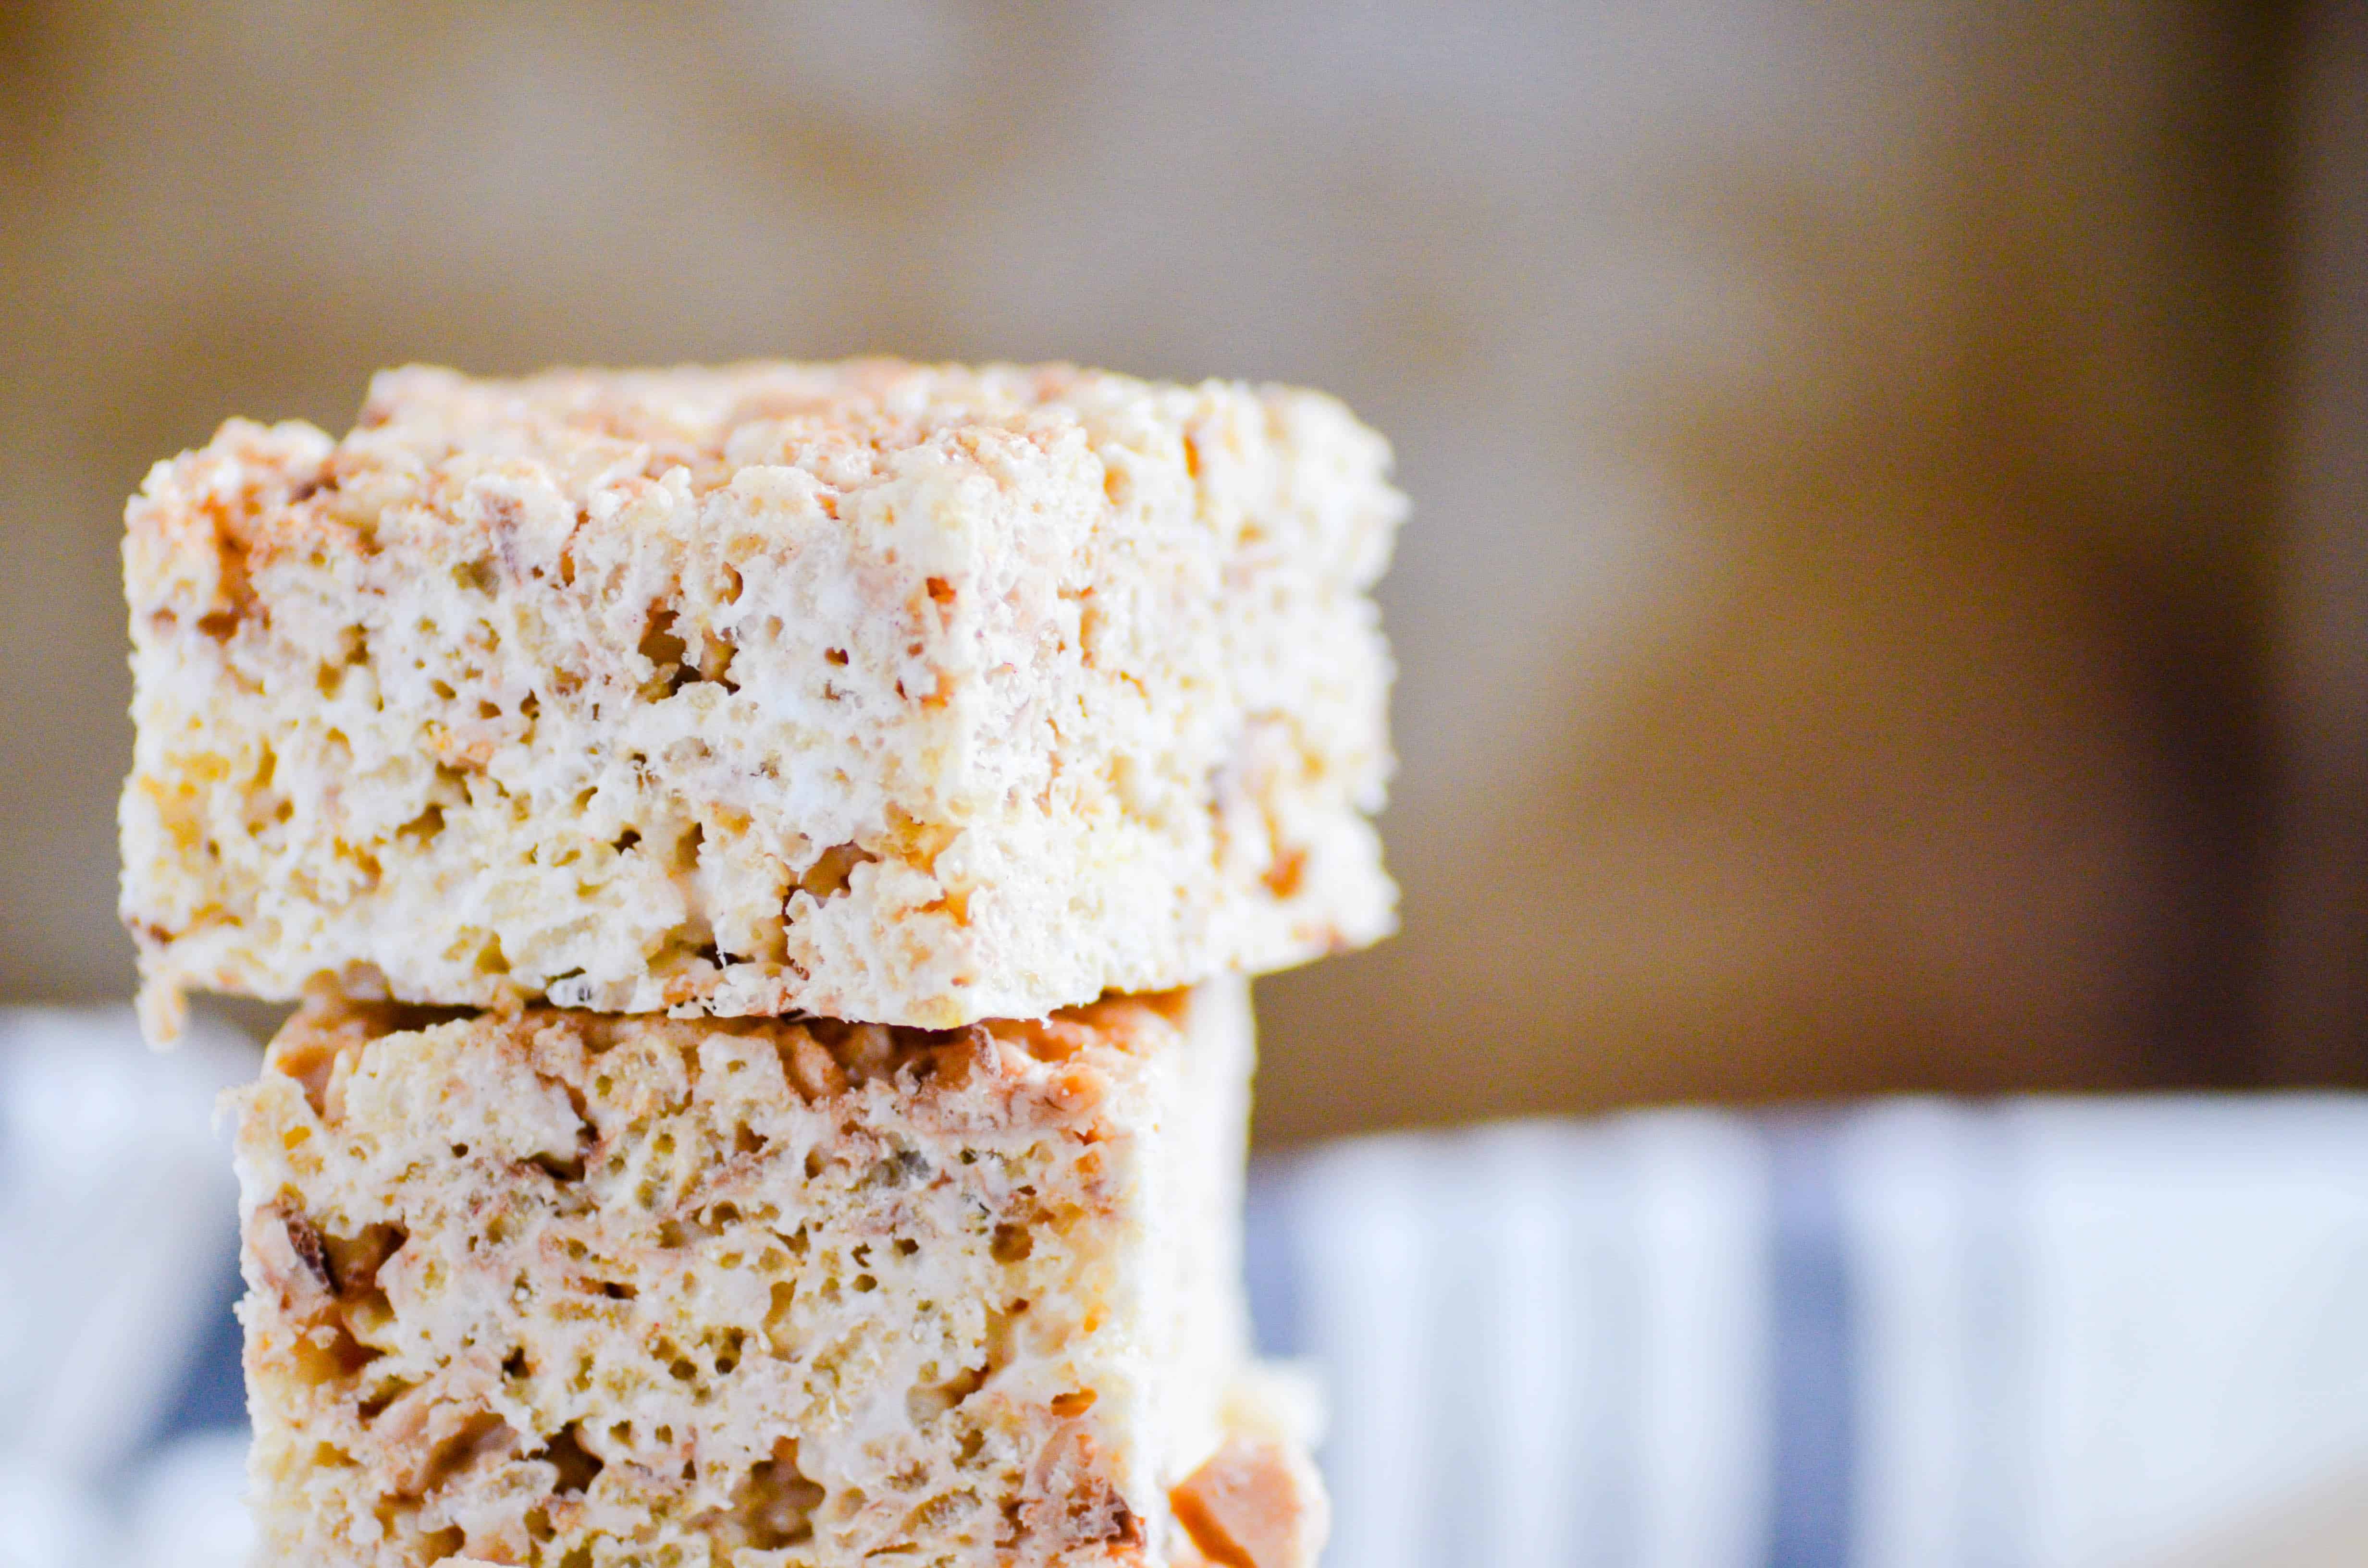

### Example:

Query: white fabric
xmin=1259 ymin=1099 xmax=2368 ymax=1568
xmin=0 ymin=1007 xmax=254 ymax=1567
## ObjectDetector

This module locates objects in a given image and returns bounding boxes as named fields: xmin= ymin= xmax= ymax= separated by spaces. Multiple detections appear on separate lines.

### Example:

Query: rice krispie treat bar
xmin=123 ymin=362 xmax=1401 ymax=1038
xmin=233 ymin=977 xmax=1322 ymax=1567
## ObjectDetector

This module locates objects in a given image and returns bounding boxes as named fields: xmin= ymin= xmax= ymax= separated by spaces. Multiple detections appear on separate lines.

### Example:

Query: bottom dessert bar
xmin=230 ymin=979 xmax=1324 ymax=1568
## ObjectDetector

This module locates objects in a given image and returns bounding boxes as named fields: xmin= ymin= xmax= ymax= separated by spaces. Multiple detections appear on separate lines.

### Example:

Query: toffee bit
xmin=286 ymin=1210 xmax=334 ymax=1293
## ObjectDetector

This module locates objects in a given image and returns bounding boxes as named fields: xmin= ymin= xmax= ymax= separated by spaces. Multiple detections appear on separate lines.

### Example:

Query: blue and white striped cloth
xmin=1250 ymin=1104 xmax=2368 ymax=1568
xmin=10 ymin=1006 xmax=2368 ymax=1568
xmin=0 ymin=1007 xmax=255 ymax=1568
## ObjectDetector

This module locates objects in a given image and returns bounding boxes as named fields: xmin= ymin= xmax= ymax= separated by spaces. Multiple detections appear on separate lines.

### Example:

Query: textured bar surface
xmin=123 ymin=361 xmax=1400 ymax=1035
xmin=230 ymin=978 xmax=1320 ymax=1567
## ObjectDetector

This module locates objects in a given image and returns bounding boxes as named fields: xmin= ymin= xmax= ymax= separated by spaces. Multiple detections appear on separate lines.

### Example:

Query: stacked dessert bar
xmin=119 ymin=362 xmax=1402 ymax=1567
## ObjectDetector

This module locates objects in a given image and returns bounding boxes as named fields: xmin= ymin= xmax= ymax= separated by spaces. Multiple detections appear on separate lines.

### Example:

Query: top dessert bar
xmin=122 ymin=362 xmax=1401 ymax=1034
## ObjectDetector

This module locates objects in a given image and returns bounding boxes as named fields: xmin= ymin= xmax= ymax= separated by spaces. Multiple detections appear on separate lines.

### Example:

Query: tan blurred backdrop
xmin=2 ymin=1 xmax=2358 ymax=1143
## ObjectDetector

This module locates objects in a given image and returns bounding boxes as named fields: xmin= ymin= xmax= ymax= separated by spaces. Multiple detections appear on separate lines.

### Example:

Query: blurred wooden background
xmin=1 ymin=0 xmax=2358 ymax=1142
